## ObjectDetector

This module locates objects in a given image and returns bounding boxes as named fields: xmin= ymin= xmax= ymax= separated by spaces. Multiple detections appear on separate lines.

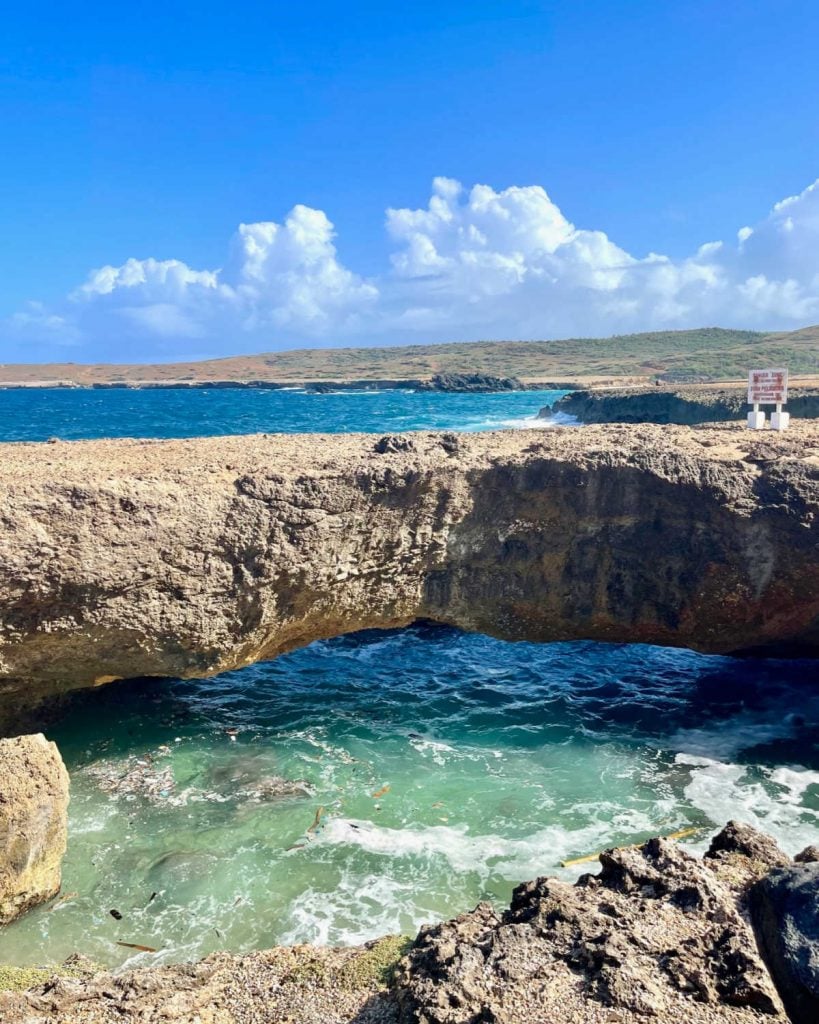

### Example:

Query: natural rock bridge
xmin=1 ymin=422 xmax=819 ymax=725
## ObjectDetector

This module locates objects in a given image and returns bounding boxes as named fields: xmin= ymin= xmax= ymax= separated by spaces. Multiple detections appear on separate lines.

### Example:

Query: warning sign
xmin=748 ymin=368 xmax=788 ymax=405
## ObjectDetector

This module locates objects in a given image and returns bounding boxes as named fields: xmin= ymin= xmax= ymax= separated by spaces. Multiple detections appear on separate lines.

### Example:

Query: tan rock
xmin=0 ymin=734 xmax=69 ymax=924
xmin=396 ymin=823 xmax=790 ymax=1023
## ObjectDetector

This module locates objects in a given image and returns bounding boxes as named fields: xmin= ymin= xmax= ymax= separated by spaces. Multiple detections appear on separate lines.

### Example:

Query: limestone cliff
xmin=1 ymin=423 xmax=819 ymax=722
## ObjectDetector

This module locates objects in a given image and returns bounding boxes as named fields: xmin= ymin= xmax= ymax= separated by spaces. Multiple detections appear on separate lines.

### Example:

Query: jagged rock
xmin=375 ymin=435 xmax=419 ymax=454
xmin=750 ymin=862 xmax=819 ymax=1024
xmin=796 ymin=846 xmax=819 ymax=864
xmin=704 ymin=819 xmax=791 ymax=885
xmin=1 ymin=424 xmax=819 ymax=724
xmin=418 ymin=373 xmax=524 ymax=392
xmin=0 ymin=734 xmax=69 ymax=924
xmin=396 ymin=824 xmax=788 ymax=1023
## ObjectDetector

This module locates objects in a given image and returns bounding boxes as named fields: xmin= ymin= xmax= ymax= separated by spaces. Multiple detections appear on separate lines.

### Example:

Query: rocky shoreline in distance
xmin=540 ymin=384 xmax=819 ymax=424
xmin=0 ymin=373 xmax=566 ymax=393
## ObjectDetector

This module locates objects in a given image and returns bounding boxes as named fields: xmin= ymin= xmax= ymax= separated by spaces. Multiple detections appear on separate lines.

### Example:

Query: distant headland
xmin=1 ymin=325 xmax=818 ymax=390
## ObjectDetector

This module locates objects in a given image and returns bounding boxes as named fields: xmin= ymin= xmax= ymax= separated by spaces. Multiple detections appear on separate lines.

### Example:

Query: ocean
xmin=0 ymin=386 xmax=571 ymax=441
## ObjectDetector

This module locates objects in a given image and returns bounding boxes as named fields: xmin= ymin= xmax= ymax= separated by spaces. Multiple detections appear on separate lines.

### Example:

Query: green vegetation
xmin=339 ymin=935 xmax=414 ymax=990
xmin=280 ymin=935 xmax=414 ymax=992
xmin=2 ymin=324 xmax=818 ymax=384
xmin=0 ymin=958 xmax=101 ymax=992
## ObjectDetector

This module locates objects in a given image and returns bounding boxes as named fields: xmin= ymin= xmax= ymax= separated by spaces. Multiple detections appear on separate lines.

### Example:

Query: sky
xmin=1 ymin=0 xmax=819 ymax=363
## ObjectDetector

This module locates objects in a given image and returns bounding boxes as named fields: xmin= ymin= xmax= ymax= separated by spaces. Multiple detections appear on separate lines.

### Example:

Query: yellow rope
xmin=559 ymin=826 xmax=701 ymax=868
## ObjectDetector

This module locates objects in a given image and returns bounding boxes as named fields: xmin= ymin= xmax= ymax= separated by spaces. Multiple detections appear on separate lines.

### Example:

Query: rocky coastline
xmin=0 ymin=373 xmax=556 ymax=393
xmin=1 ymin=422 xmax=819 ymax=1021
xmin=540 ymin=385 xmax=819 ymax=425
xmin=2 ymin=423 xmax=819 ymax=725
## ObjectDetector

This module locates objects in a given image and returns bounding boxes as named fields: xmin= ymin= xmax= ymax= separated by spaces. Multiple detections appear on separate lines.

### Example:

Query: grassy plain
xmin=1 ymin=325 xmax=817 ymax=386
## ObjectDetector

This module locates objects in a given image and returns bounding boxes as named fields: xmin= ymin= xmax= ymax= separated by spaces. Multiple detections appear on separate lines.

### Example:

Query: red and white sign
xmin=748 ymin=368 xmax=788 ymax=405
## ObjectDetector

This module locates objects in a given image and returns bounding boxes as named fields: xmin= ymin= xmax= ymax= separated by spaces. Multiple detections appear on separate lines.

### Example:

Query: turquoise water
xmin=0 ymin=386 xmax=570 ymax=441
xmin=0 ymin=387 xmax=816 ymax=972
xmin=1 ymin=626 xmax=817 ymax=970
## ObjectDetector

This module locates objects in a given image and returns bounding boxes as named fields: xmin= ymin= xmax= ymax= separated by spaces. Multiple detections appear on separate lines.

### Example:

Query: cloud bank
xmin=5 ymin=176 xmax=819 ymax=360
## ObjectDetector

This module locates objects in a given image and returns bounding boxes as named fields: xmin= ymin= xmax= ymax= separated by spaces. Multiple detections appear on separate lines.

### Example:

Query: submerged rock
xmin=396 ymin=822 xmax=788 ymax=1023
xmin=750 ymin=861 xmax=819 ymax=1024
xmin=0 ymin=734 xmax=69 ymax=924
xmin=82 ymin=751 xmax=175 ymax=804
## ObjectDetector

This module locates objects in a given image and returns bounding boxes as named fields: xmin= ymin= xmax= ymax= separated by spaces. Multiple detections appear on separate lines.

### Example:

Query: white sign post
xmin=747 ymin=368 xmax=789 ymax=430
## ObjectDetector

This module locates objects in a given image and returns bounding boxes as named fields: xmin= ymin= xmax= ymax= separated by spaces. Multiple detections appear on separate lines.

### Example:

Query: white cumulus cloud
xmin=4 ymin=176 xmax=819 ymax=360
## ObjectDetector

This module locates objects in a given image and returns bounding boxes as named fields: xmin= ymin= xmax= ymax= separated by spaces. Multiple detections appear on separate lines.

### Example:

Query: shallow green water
xmin=2 ymin=625 xmax=818 ymax=971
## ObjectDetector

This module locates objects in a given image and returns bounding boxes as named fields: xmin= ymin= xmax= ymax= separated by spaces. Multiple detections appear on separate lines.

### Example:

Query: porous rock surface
xmin=0 ymin=734 xmax=69 ymax=924
xmin=396 ymin=822 xmax=790 ymax=1024
xmin=2 ymin=423 xmax=819 ymax=723
xmin=0 ymin=942 xmax=405 ymax=1024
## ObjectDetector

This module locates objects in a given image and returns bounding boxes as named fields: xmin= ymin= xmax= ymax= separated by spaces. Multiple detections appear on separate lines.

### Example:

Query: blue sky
xmin=2 ymin=1 xmax=819 ymax=362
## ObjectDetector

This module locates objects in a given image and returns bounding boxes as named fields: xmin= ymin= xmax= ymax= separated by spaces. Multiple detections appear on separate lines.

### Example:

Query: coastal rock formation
xmin=0 ymin=734 xmax=69 ymax=924
xmin=541 ymin=384 xmax=819 ymax=425
xmin=1 ymin=422 xmax=819 ymax=721
xmin=416 ymin=372 xmax=525 ymax=392
xmin=750 ymin=861 xmax=819 ymax=1024
xmin=396 ymin=822 xmax=790 ymax=1023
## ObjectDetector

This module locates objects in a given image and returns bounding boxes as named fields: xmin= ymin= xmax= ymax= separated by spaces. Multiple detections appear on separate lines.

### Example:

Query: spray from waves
xmin=676 ymin=754 xmax=819 ymax=854
xmin=282 ymin=808 xmax=666 ymax=946
xmin=452 ymin=411 xmax=578 ymax=432
xmin=316 ymin=808 xmax=665 ymax=881
xmin=279 ymin=872 xmax=421 ymax=946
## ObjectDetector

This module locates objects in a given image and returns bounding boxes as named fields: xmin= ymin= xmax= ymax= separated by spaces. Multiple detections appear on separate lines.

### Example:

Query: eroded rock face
xmin=0 ymin=734 xmax=69 ymax=924
xmin=396 ymin=823 xmax=789 ymax=1024
xmin=1 ymin=423 xmax=819 ymax=723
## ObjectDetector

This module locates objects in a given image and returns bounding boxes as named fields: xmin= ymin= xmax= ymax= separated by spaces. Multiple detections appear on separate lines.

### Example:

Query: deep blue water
xmin=0 ymin=386 xmax=570 ymax=441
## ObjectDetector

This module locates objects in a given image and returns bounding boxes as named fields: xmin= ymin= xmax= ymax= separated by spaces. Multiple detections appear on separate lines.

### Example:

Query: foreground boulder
xmin=396 ymin=823 xmax=788 ymax=1023
xmin=751 ymin=861 xmax=819 ymax=1024
xmin=2 ymin=424 xmax=819 ymax=723
xmin=0 ymin=734 xmax=69 ymax=924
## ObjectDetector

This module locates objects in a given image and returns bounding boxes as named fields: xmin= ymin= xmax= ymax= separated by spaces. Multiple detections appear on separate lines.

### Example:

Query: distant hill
xmin=1 ymin=326 xmax=818 ymax=386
